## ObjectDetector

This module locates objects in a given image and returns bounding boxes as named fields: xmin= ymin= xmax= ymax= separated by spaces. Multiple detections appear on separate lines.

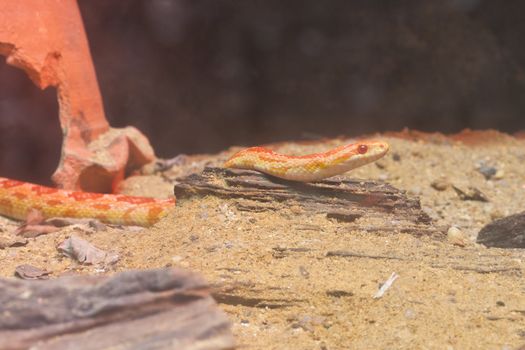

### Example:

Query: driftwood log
xmin=477 ymin=211 xmax=525 ymax=248
xmin=175 ymin=167 xmax=441 ymax=237
xmin=0 ymin=268 xmax=234 ymax=350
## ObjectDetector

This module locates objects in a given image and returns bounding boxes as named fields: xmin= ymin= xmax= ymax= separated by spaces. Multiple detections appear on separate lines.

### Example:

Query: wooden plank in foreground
xmin=0 ymin=268 xmax=234 ymax=350
xmin=175 ymin=167 xmax=440 ymax=237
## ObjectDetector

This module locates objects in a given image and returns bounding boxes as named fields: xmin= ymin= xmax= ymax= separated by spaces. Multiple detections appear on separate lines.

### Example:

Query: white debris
xmin=373 ymin=272 xmax=399 ymax=299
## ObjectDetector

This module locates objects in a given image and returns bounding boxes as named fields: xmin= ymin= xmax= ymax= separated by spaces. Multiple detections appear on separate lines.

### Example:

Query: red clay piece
xmin=0 ymin=1 xmax=155 ymax=192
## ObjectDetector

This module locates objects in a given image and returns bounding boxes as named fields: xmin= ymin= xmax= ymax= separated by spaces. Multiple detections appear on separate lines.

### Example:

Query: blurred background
xmin=1 ymin=0 xmax=525 ymax=183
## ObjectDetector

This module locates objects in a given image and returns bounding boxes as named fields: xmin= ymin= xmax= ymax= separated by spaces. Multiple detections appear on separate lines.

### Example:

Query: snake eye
xmin=357 ymin=144 xmax=368 ymax=154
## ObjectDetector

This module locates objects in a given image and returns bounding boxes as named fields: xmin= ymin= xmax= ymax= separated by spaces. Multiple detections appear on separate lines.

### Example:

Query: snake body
xmin=0 ymin=178 xmax=175 ymax=226
xmin=0 ymin=140 xmax=388 ymax=226
xmin=224 ymin=140 xmax=389 ymax=182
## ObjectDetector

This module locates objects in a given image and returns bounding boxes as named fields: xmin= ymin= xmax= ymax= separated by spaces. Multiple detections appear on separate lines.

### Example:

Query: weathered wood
xmin=175 ymin=167 xmax=440 ymax=236
xmin=0 ymin=268 xmax=234 ymax=350
xmin=477 ymin=211 xmax=525 ymax=248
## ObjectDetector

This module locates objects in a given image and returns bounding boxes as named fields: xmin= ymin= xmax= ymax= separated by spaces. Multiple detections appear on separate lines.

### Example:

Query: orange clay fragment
xmin=0 ymin=1 xmax=155 ymax=192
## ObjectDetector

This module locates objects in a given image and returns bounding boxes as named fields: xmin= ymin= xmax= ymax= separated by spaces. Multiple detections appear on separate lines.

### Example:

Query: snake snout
xmin=377 ymin=141 xmax=389 ymax=152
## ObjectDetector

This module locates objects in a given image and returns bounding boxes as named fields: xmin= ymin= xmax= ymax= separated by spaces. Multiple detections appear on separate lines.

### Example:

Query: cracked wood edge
xmin=0 ymin=268 xmax=234 ymax=350
xmin=175 ymin=167 xmax=440 ymax=237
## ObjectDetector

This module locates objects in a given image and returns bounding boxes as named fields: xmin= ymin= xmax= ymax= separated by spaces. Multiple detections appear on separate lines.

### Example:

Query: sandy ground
xmin=0 ymin=131 xmax=524 ymax=349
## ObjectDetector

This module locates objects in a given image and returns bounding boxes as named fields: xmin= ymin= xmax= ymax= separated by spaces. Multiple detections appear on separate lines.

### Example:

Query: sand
xmin=0 ymin=131 xmax=524 ymax=349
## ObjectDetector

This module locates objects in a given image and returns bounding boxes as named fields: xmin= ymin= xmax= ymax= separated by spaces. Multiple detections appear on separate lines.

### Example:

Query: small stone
xmin=453 ymin=185 xmax=489 ymax=202
xmin=171 ymin=255 xmax=184 ymax=263
xmin=392 ymin=153 xmax=401 ymax=162
xmin=89 ymin=220 xmax=107 ymax=232
xmin=490 ymin=209 xmax=505 ymax=221
xmin=326 ymin=290 xmax=354 ymax=298
xmin=408 ymin=186 xmax=422 ymax=196
xmin=496 ymin=301 xmax=505 ymax=307
xmin=292 ymin=315 xmax=326 ymax=332
xmin=411 ymin=151 xmax=423 ymax=158
xmin=431 ymin=178 xmax=450 ymax=191
xmin=404 ymin=308 xmax=416 ymax=319
xmin=447 ymin=226 xmax=469 ymax=247
xmin=57 ymin=236 xmax=119 ymax=266
xmin=0 ymin=234 xmax=28 ymax=249
xmin=378 ymin=173 xmax=389 ymax=181
xmin=375 ymin=160 xmax=387 ymax=169
xmin=299 ymin=266 xmax=310 ymax=279
xmin=14 ymin=264 xmax=51 ymax=280
xmin=477 ymin=165 xmax=497 ymax=179
xmin=493 ymin=169 xmax=505 ymax=180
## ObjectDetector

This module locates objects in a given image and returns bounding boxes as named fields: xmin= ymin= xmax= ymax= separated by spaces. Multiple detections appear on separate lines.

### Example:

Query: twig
xmin=326 ymin=250 xmax=405 ymax=260
xmin=431 ymin=264 xmax=522 ymax=274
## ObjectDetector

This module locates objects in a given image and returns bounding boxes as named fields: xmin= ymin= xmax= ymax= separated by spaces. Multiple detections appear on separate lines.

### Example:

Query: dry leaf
xmin=57 ymin=236 xmax=119 ymax=265
xmin=15 ymin=264 xmax=51 ymax=280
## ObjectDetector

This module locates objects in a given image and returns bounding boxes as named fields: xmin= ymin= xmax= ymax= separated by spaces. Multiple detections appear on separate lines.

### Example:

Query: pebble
xmin=409 ymin=186 xmax=422 ymax=196
xmin=171 ymin=255 xmax=184 ymax=263
xmin=291 ymin=315 xmax=326 ymax=332
xmin=378 ymin=173 xmax=389 ymax=181
xmin=431 ymin=178 xmax=450 ymax=191
xmin=447 ymin=226 xmax=470 ymax=247
xmin=299 ymin=266 xmax=310 ymax=279
xmin=375 ymin=160 xmax=387 ymax=169
xmin=489 ymin=208 xmax=505 ymax=221
xmin=89 ymin=220 xmax=107 ymax=232
xmin=392 ymin=153 xmax=401 ymax=162
xmin=453 ymin=185 xmax=489 ymax=202
xmin=404 ymin=309 xmax=416 ymax=319
xmin=14 ymin=264 xmax=50 ymax=280
xmin=493 ymin=169 xmax=505 ymax=180
xmin=477 ymin=165 xmax=497 ymax=179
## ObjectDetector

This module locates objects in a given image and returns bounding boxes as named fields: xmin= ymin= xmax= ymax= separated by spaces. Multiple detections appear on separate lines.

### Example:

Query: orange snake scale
xmin=0 ymin=178 xmax=175 ymax=226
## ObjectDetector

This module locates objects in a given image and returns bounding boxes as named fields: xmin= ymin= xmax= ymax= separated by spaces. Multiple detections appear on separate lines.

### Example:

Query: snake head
xmin=351 ymin=140 xmax=389 ymax=160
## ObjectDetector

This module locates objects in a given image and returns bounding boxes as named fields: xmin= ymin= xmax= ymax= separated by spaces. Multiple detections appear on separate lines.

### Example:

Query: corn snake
xmin=0 ymin=140 xmax=388 ymax=226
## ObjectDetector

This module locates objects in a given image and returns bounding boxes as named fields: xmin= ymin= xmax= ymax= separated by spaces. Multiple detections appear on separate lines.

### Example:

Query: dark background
xmin=1 ymin=0 xmax=525 ymax=183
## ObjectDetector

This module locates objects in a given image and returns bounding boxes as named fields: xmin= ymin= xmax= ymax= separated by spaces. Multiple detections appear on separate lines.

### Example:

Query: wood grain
xmin=175 ymin=167 xmax=441 ymax=237
xmin=0 ymin=268 xmax=234 ymax=350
